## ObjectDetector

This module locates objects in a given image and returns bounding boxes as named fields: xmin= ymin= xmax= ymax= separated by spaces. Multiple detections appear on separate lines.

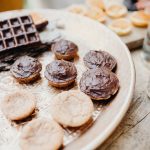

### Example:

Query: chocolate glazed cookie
xmin=83 ymin=50 xmax=117 ymax=71
xmin=11 ymin=56 xmax=42 ymax=84
xmin=51 ymin=39 xmax=78 ymax=60
xmin=45 ymin=60 xmax=77 ymax=88
xmin=80 ymin=68 xmax=119 ymax=100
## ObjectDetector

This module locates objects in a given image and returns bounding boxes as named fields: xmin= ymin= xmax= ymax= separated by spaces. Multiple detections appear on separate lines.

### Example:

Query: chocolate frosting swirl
xmin=45 ymin=60 xmax=77 ymax=83
xmin=83 ymin=50 xmax=117 ymax=71
xmin=51 ymin=39 xmax=78 ymax=55
xmin=11 ymin=56 xmax=42 ymax=78
xmin=80 ymin=68 xmax=119 ymax=100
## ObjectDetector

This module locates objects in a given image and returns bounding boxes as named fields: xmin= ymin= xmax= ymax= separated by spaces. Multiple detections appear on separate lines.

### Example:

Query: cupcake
xmin=44 ymin=60 xmax=77 ymax=88
xmin=51 ymin=39 xmax=78 ymax=60
xmin=11 ymin=56 xmax=42 ymax=83
xmin=80 ymin=68 xmax=119 ymax=100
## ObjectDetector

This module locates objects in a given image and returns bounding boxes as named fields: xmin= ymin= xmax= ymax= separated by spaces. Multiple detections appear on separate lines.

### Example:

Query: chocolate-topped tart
xmin=45 ymin=60 xmax=77 ymax=88
xmin=11 ymin=56 xmax=42 ymax=83
xmin=51 ymin=39 xmax=78 ymax=60
xmin=80 ymin=68 xmax=119 ymax=100
xmin=83 ymin=50 xmax=117 ymax=71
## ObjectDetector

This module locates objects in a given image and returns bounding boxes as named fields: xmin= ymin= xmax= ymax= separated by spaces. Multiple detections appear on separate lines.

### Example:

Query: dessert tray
xmin=0 ymin=9 xmax=135 ymax=150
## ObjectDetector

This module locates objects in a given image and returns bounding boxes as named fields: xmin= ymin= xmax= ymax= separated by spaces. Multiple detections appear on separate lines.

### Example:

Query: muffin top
xmin=83 ymin=50 xmax=117 ymax=71
xmin=45 ymin=60 xmax=77 ymax=83
xmin=51 ymin=39 xmax=78 ymax=55
xmin=11 ymin=56 xmax=42 ymax=78
xmin=80 ymin=68 xmax=119 ymax=100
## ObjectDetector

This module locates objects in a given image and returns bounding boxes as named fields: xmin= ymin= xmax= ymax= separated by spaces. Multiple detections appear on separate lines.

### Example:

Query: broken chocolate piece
xmin=30 ymin=12 xmax=48 ymax=31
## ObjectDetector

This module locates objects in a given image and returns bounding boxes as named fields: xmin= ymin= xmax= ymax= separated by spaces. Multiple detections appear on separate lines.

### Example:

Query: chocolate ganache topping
xmin=83 ymin=50 xmax=117 ymax=71
xmin=51 ymin=39 xmax=78 ymax=55
xmin=80 ymin=68 xmax=119 ymax=100
xmin=11 ymin=56 xmax=42 ymax=78
xmin=45 ymin=60 xmax=77 ymax=83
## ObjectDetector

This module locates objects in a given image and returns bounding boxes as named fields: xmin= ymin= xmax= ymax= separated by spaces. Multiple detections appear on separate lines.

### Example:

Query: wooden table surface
xmin=98 ymin=48 xmax=150 ymax=150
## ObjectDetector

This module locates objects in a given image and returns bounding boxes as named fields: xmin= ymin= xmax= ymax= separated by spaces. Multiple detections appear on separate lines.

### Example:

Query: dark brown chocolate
xmin=51 ymin=39 xmax=78 ymax=55
xmin=44 ymin=60 xmax=77 ymax=83
xmin=36 ymin=21 xmax=48 ymax=31
xmin=80 ymin=68 xmax=119 ymax=100
xmin=11 ymin=56 xmax=42 ymax=78
xmin=0 ymin=15 xmax=51 ymax=72
xmin=83 ymin=50 xmax=117 ymax=71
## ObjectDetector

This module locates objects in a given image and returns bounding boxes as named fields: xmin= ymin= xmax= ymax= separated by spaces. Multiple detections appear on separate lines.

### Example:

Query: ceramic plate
xmin=0 ymin=10 xmax=135 ymax=150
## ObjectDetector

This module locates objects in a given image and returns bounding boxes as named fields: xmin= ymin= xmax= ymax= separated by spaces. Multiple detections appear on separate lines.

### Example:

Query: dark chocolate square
xmin=13 ymin=26 xmax=23 ymax=35
xmin=0 ymin=20 xmax=9 ymax=29
xmin=10 ymin=18 xmax=20 ymax=26
xmin=2 ymin=29 xmax=12 ymax=38
xmin=24 ymin=24 xmax=35 ymax=32
xmin=27 ymin=33 xmax=37 ymax=42
xmin=21 ymin=16 xmax=31 ymax=24
xmin=5 ymin=38 xmax=16 ymax=48
xmin=0 ymin=40 xmax=5 ymax=51
xmin=16 ymin=35 xmax=27 ymax=45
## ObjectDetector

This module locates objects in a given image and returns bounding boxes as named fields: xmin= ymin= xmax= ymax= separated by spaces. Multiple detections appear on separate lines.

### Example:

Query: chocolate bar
xmin=0 ymin=15 xmax=49 ymax=71
xmin=0 ymin=15 xmax=41 ymax=54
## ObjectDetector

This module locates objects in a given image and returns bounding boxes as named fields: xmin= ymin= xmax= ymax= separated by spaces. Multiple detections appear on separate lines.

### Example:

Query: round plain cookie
xmin=20 ymin=118 xmax=63 ymax=150
xmin=67 ymin=4 xmax=88 ymax=16
xmin=50 ymin=90 xmax=94 ymax=127
xmin=80 ymin=68 xmax=119 ymax=100
xmin=83 ymin=50 xmax=117 ymax=71
xmin=86 ymin=0 xmax=105 ymax=10
xmin=130 ymin=11 xmax=150 ymax=27
xmin=1 ymin=91 xmax=36 ymax=121
xmin=109 ymin=18 xmax=132 ymax=36
xmin=106 ymin=4 xmax=127 ymax=18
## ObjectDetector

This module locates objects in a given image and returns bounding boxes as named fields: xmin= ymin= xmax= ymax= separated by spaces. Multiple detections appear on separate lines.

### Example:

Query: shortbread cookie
xmin=67 ymin=4 xmax=88 ymax=16
xmin=50 ymin=90 xmax=94 ymax=127
xmin=20 ymin=118 xmax=63 ymax=150
xmin=109 ymin=18 xmax=132 ymax=36
xmin=83 ymin=50 xmax=117 ymax=71
xmin=106 ymin=4 xmax=127 ymax=18
xmin=30 ymin=12 xmax=48 ymax=31
xmin=86 ymin=0 xmax=105 ymax=10
xmin=130 ymin=11 xmax=150 ymax=27
xmin=80 ymin=68 xmax=119 ymax=100
xmin=1 ymin=91 xmax=36 ymax=121
xmin=86 ymin=7 xmax=106 ymax=23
